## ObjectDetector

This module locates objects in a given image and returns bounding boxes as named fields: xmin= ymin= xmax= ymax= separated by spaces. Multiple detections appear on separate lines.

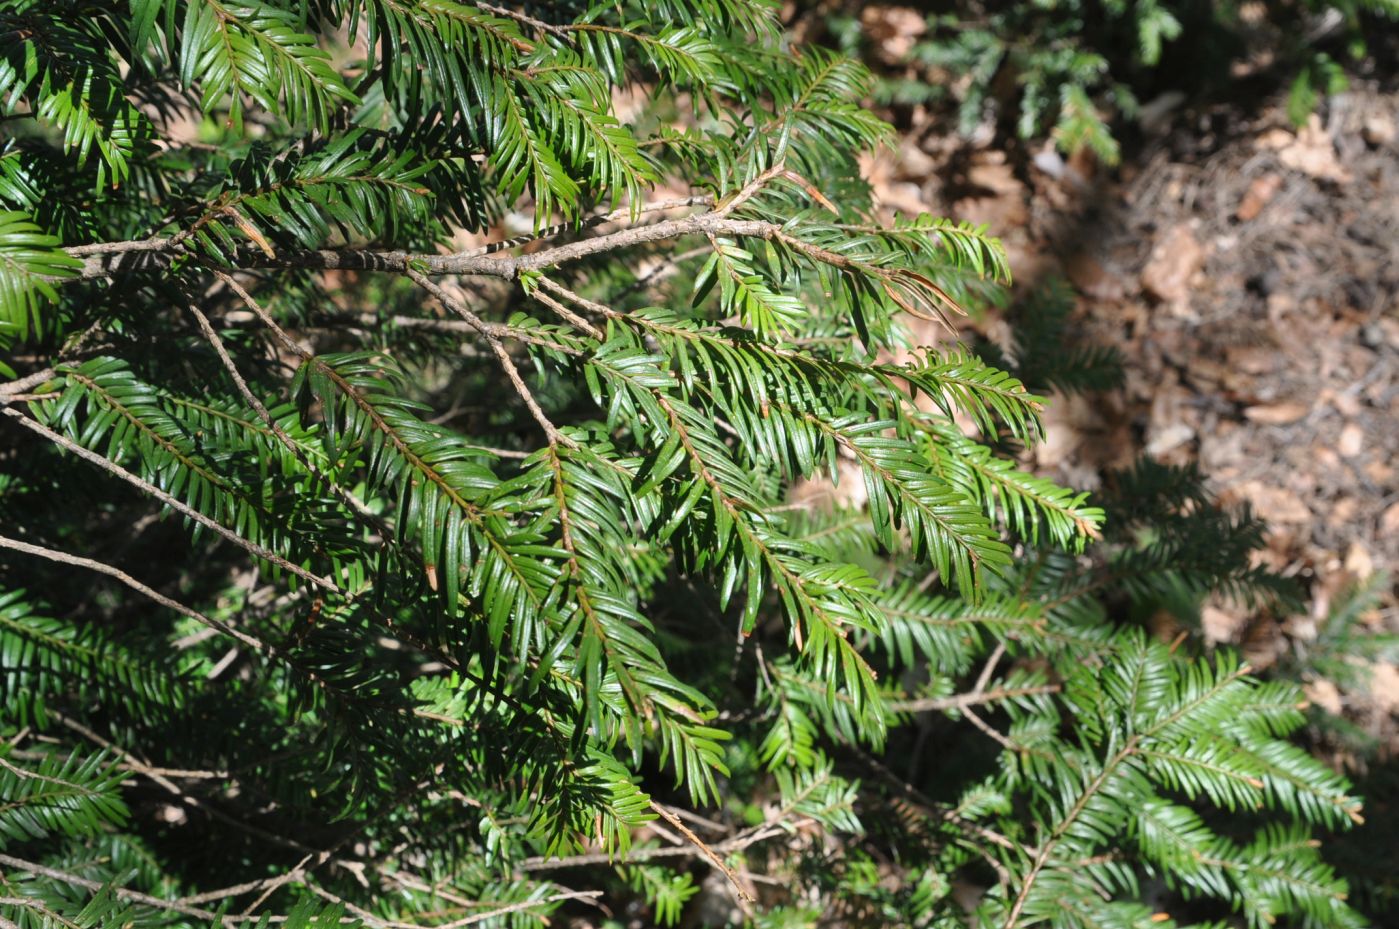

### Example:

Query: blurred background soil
xmin=844 ymin=9 xmax=1398 ymax=756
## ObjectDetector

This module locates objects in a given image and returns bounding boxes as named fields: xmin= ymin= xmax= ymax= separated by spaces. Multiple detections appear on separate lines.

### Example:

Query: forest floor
xmin=861 ymin=77 xmax=1399 ymax=757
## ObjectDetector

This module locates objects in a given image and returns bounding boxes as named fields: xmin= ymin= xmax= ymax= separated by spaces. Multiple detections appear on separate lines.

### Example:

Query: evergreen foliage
xmin=0 ymin=1 xmax=1371 ymax=927
xmin=827 ymin=0 xmax=1399 ymax=162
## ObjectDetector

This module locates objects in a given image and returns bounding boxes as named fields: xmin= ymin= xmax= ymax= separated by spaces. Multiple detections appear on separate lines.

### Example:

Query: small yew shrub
xmin=0 ymin=1 xmax=1367 ymax=927
xmin=828 ymin=0 xmax=1399 ymax=163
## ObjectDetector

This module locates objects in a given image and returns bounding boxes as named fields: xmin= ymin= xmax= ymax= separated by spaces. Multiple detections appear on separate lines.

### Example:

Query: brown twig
xmin=534 ymin=275 xmax=617 ymax=322
xmin=407 ymin=270 xmax=575 ymax=448
xmin=648 ymin=800 xmax=754 ymax=905
xmin=467 ymin=194 xmax=713 ymax=257
xmin=973 ymin=642 xmax=1007 ymax=695
xmin=66 ymin=238 xmax=177 ymax=257
xmin=210 ymin=270 xmax=312 ymax=361
xmin=435 ymin=890 xmax=605 ymax=929
xmin=714 ymin=163 xmax=785 ymax=216
xmin=932 ymin=643 xmax=1054 ymax=756
xmin=0 ymin=853 xmax=221 ymax=922
xmin=0 ymin=368 xmax=56 ymax=400
xmin=473 ymin=1 xmax=561 ymax=42
xmin=70 ymin=213 xmax=773 ymax=281
xmin=0 ymin=897 xmax=81 ymax=929
xmin=961 ymin=706 xmax=1021 ymax=752
xmin=0 ymin=533 xmax=270 ymax=654
xmin=527 ymin=285 xmax=608 ymax=338
xmin=67 ymin=196 xmax=717 ymax=279
xmin=239 ymin=851 xmax=319 ymax=916
xmin=888 ymin=683 xmax=1061 ymax=713
xmin=519 ymin=822 xmax=791 ymax=871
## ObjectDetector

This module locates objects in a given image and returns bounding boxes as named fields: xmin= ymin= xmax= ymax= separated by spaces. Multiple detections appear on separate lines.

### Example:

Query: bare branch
xmin=0 ymin=853 xmax=221 ymax=922
xmin=0 ymin=533 xmax=271 ymax=654
xmin=900 ymin=643 xmax=1058 ymax=755
xmin=67 ymin=238 xmax=177 ymax=258
xmin=649 ymin=800 xmax=754 ymax=906
xmin=435 ymin=891 xmax=604 ymax=929
xmin=973 ymin=642 xmax=1007 ymax=693
xmin=0 ymin=368 xmax=56 ymax=400
xmin=528 ymin=285 xmax=608 ymax=337
xmin=468 ymin=194 xmax=714 ymax=256
xmin=408 ymin=270 xmax=575 ymax=448
xmin=962 ymin=706 xmax=1021 ymax=752
xmin=211 ymin=270 xmax=314 ymax=361
xmin=68 ymin=196 xmax=716 ymax=278
xmin=475 ymin=1 xmax=569 ymax=39
xmin=239 ymin=851 xmax=319 ymax=916
xmin=534 ymin=275 xmax=616 ymax=321
xmin=303 ymin=884 xmax=404 ymax=929
xmin=71 ymin=213 xmax=774 ymax=280
xmin=714 ymin=162 xmax=784 ymax=216
xmin=888 ymin=683 xmax=1061 ymax=714
xmin=519 ymin=820 xmax=793 ymax=871
xmin=0 ymin=897 xmax=81 ymax=929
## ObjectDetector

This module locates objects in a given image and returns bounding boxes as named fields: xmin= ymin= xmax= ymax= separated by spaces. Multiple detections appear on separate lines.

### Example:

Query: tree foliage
xmin=0 ymin=1 xmax=1371 ymax=927
xmin=827 ymin=0 xmax=1399 ymax=162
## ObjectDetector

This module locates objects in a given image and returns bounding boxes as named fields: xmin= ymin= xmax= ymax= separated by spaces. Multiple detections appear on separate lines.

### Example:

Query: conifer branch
xmin=1 ymin=409 xmax=336 ymax=593
xmin=48 ymin=710 xmax=316 ymax=856
xmin=1 ymin=6 xmax=1368 ymax=926
xmin=187 ymin=304 xmax=388 ymax=533
xmin=1002 ymin=659 xmax=1257 ymax=928
xmin=476 ymin=1 xmax=570 ymax=39
xmin=67 ymin=213 xmax=835 ymax=282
